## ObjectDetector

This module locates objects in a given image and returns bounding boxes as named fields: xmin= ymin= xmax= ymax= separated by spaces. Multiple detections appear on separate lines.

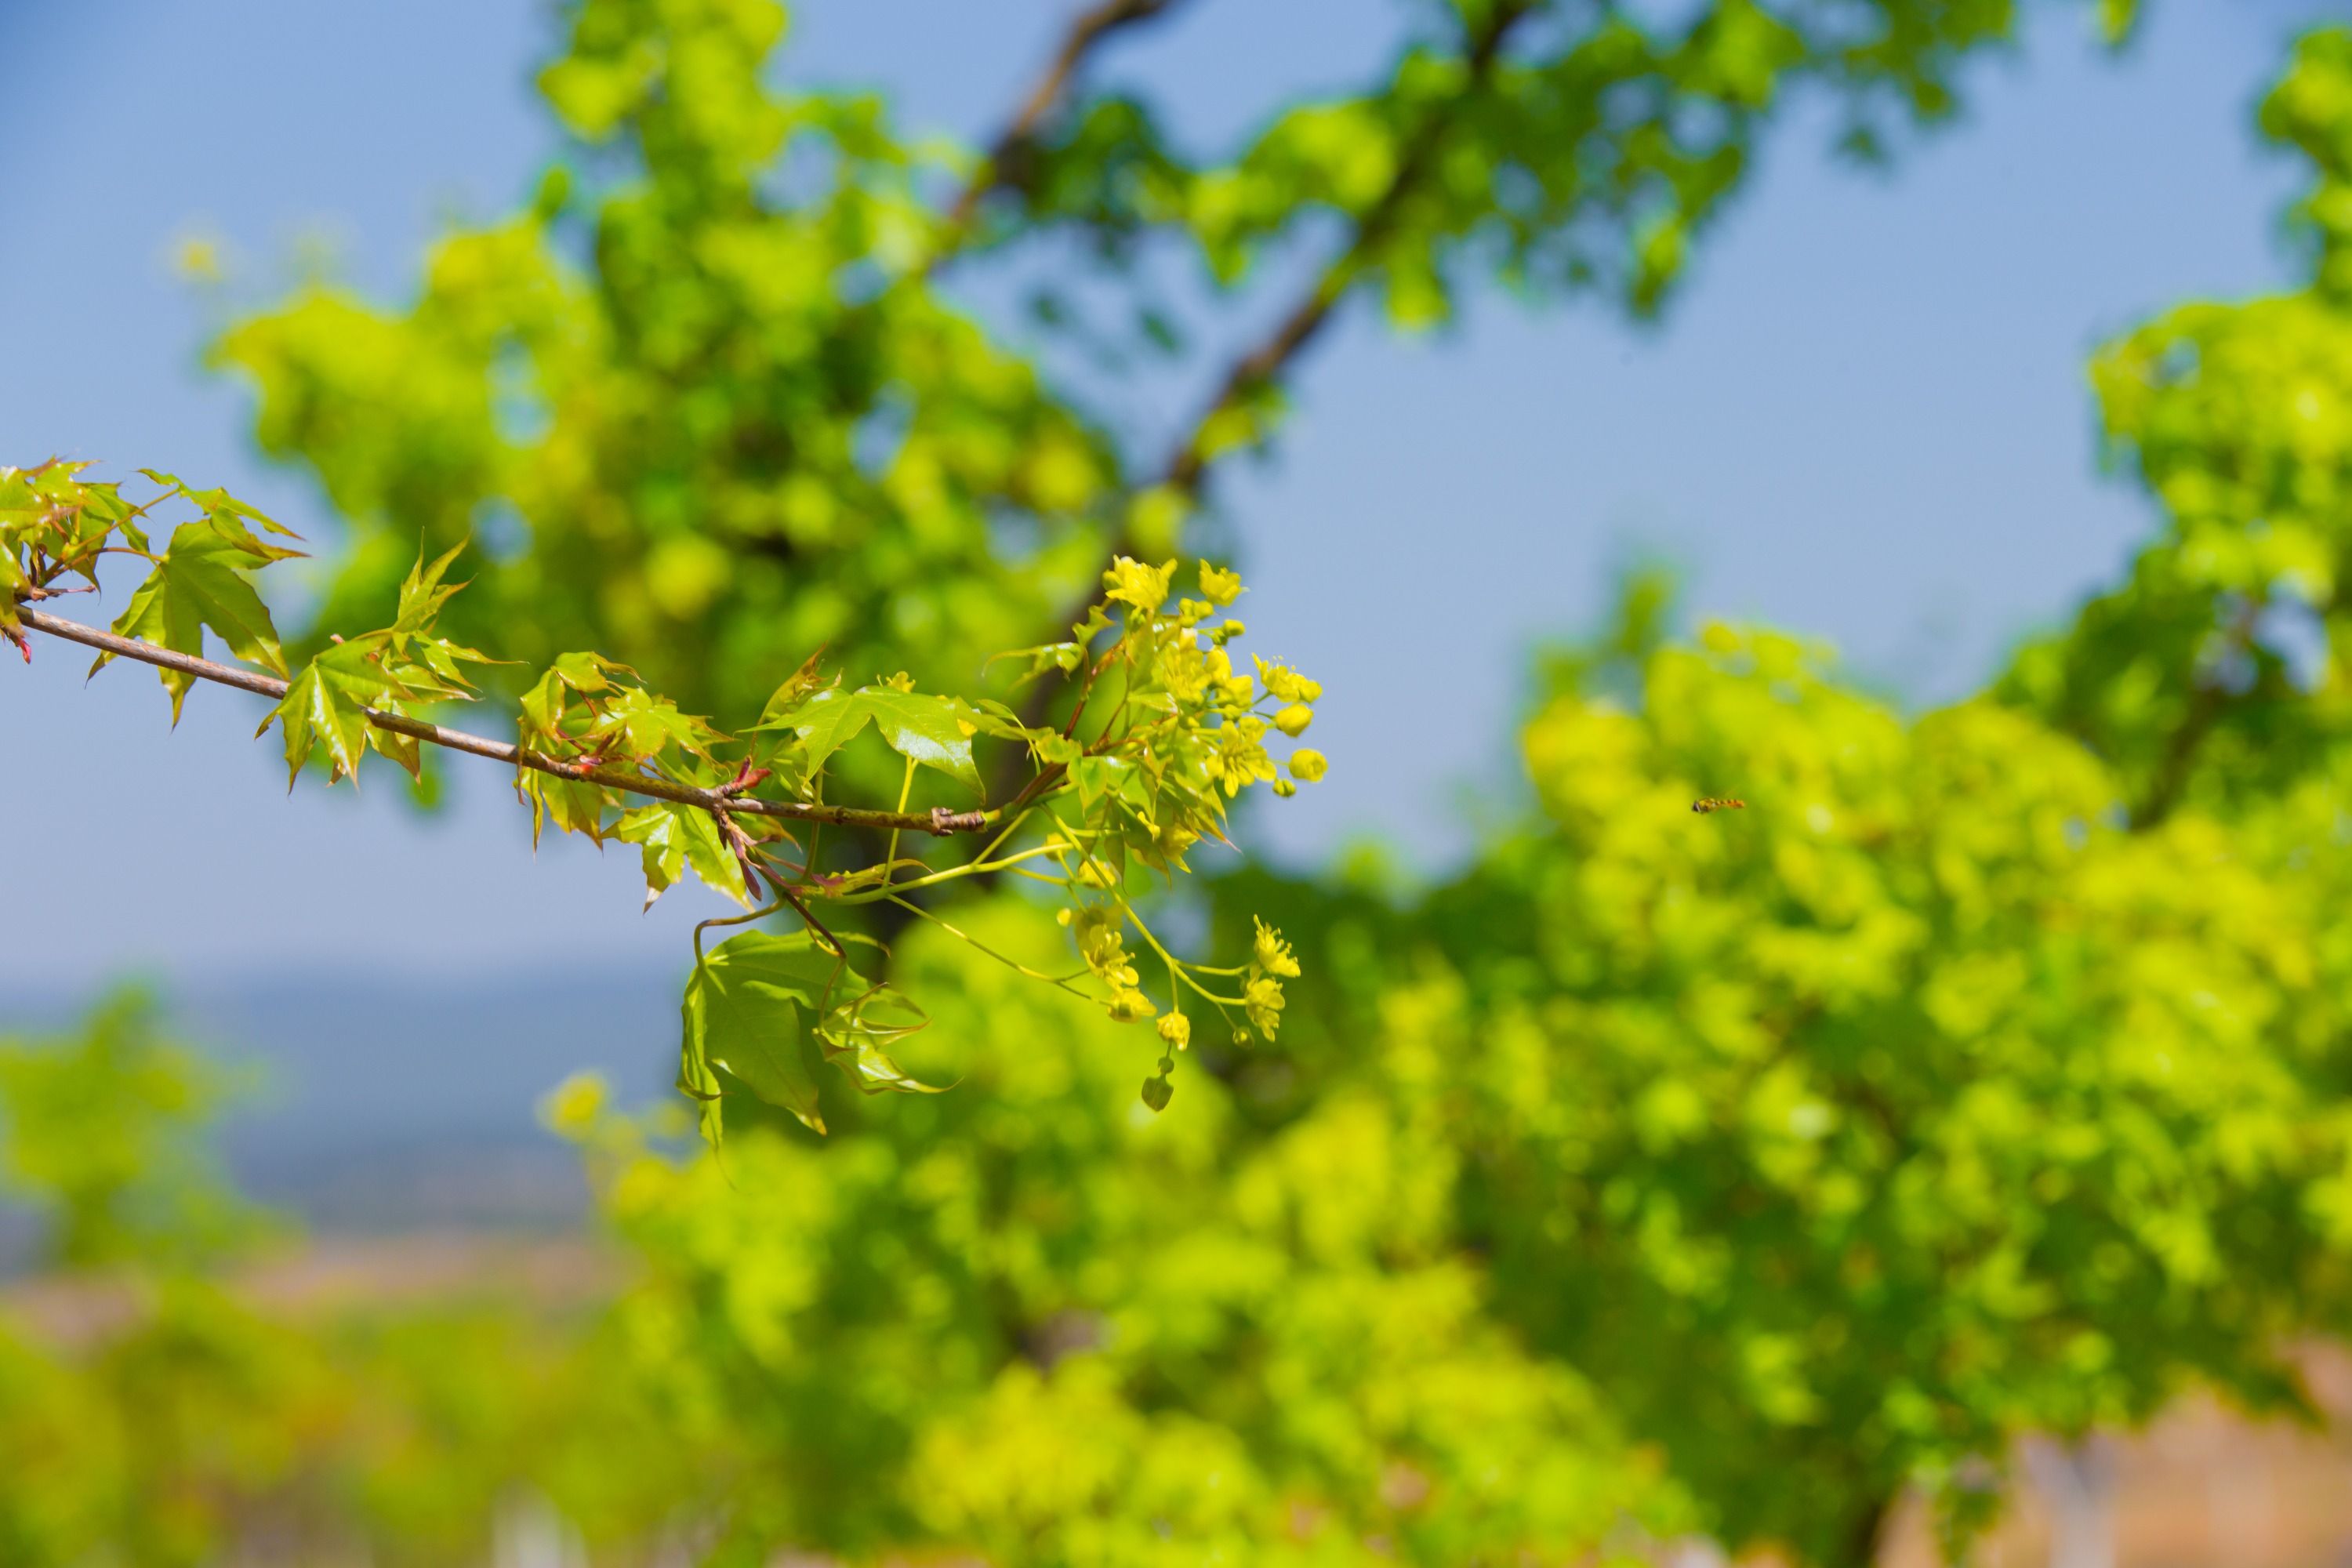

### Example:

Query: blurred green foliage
xmin=556 ymin=904 xmax=1693 ymax=1565
xmin=45 ymin=5 xmax=2352 ymax=1568
xmin=1254 ymin=617 xmax=2351 ymax=1566
xmin=0 ymin=989 xmax=265 ymax=1269
xmin=1225 ymin=27 xmax=2352 ymax=1565
xmin=0 ymin=994 xmax=694 ymax=1568
xmin=216 ymin=0 xmax=2060 ymax=727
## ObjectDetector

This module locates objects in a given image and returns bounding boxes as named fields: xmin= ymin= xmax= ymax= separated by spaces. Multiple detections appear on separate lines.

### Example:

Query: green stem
xmin=886 ymin=897 xmax=1098 ymax=998
xmin=1123 ymin=908 xmax=1247 ymax=1008
xmin=824 ymin=844 xmax=1066 ymax=906
xmin=886 ymin=756 xmax=916 ymax=869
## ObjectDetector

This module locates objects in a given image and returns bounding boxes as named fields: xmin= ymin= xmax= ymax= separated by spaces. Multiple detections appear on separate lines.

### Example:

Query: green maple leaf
xmin=261 ymin=635 xmax=402 ymax=787
xmin=756 ymin=644 xmax=832 ymax=727
xmin=587 ymin=687 xmax=723 ymax=764
xmin=136 ymin=469 xmax=301 ymax=543
xmin=392 ymin=539 xmax=469 ymax=633
xmin=516 ymin=770 xmax=608 ymax=847
xmin=757 ymin=686 xmax=996 ymax=795
xmin=681 ymin=931 xmax=849 ymax=1137
xmin=106 ymin=521 xmax=296 ymax=721
xmin=615 ymin=802 xmax=753 ymax=909
xmin=815 ymin=984 xmax=944 ymax=1098
xmin=764 ymin=687 xmax=872 ymax=771
xmin=855 ymin=688 xmax=988 ymax=797
xmin=680 ymin=931 xmax=942 ymax=1146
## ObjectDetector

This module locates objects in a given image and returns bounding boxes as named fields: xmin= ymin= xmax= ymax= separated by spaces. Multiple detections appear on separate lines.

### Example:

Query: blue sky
xmin=0 ymin=0 xmax=2332 ymax=997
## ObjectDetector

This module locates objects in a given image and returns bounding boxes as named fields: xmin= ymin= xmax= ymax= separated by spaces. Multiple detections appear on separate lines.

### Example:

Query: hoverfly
xmin=1691 ymin=797 xmax=1746 ymax=814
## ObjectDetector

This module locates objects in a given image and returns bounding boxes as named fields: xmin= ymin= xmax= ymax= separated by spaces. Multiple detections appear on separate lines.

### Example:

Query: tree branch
xmin=13 ymin=605 xmax=991 ymax=837
xmin=1155 ymin=0 xmax=1534 ymax=505
xmin=993 ymin=0 xmax=1535 ymax=772
xmin=942 ymin=0 xmax=1187 ymax=238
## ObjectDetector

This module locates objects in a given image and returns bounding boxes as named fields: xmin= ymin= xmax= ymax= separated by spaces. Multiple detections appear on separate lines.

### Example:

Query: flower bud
xmin=1288 ymin=748 xmax=1328 ymax=783
xmin=1273 ymin=703 xmax=1313 ymax=737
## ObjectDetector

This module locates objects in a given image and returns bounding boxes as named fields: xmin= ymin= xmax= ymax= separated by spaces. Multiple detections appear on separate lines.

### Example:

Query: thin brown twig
xmin=13 ymin=604 xmax=990 ymax=837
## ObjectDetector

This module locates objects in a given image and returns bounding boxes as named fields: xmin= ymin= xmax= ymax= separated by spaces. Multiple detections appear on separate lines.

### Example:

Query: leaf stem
xmin=1123 ymin=906 xmax=1245 ymax=1007
xmin=886 ymin=755 xmax=916 ymax=868
xmin=884 ymin=896 xmax=1098 ymax=999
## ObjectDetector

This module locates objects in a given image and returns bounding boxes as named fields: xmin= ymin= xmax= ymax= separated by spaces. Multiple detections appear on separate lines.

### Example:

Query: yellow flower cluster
xmin=1242 ymin=918 xmax=1299 ymax=1040
xmin=1064 ymin=905 xmax=1156 ymax=1022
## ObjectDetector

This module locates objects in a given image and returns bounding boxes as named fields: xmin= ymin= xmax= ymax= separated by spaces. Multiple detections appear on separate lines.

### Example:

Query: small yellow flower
xmin=1245 ymin=975 xmax=1287 ymax=1038
xmin=1073 ymin=905 xmax=1140 ymax=987
xmin=1273 ymin=702 xmax=1313 ymax=737
xmin=1209 ymin=726 xmax=1279 ymax=797
xmin=1163 ymin=641 xmax=1211 ymax=703
xmin=1108 ymin=988 xmax=1158 ymax=1023
xmin=1157 ymin=1012 xmax=1192 ymax=1051
xmin=1288 ymin=748 xmax=1328 ymax=783
xmin=1104 ymin=556 xmax=1178 ymax=615
xmin=1253 ymin=918 xmax=1300 ymax=978
xmin=1199 ymin=560 xmax=1244 ymax=606
xmin=1254 ymin=658 xmax=1322 ymax=704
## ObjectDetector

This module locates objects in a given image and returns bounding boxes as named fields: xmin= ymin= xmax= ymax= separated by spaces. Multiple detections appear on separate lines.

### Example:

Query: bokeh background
xmin=0 ymin=0 xmax=2331 ymax=1218
xmin=6 ymin=2 xmax=2352 ymax=1563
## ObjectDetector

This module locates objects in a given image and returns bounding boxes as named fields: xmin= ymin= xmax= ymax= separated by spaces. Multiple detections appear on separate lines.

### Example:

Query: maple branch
xmin=12 ymin=604 xmax=993 ymax=837
xmin=942 ymin=0 xmax=1187 ymax=240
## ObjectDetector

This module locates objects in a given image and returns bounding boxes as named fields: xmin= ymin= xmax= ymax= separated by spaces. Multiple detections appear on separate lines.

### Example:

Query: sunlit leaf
xmin=106 ymin=521 xmax=292 ymax=720
xmin=681 ymin=931 xmax=852 ymax=1137
xmin=261 ymin=635 xmax=401 ymax=786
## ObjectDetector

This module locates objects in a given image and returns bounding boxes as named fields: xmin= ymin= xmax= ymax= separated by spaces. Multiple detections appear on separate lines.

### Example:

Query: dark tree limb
xmin=942 ymin=0 xmax=1188 ymax=237
xmin=1155 ymin=0 xmax=1535 ymax=504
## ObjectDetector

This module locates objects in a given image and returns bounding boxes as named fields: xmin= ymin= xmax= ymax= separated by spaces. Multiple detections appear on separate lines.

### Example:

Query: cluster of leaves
xmin=0 ymin=466 xmax=292 ymax=693
xmin=3 ymin=466 xmax=1327 ymax=1145
xmin=1997 ymin=27 xmax=2352 ymax=823
xmin=1003 ymin=0 xmax=2049 ymax=340
xmin=1203 ymin=29 xmax=2352 ymax=1567
xmin=217 ymin=0 xmax=1116 ymax=728
xmin=0 ymin=971 xmax=1686 ymax=1568
xmin=1292 ymin=615 xmax=2348 ymax=1568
